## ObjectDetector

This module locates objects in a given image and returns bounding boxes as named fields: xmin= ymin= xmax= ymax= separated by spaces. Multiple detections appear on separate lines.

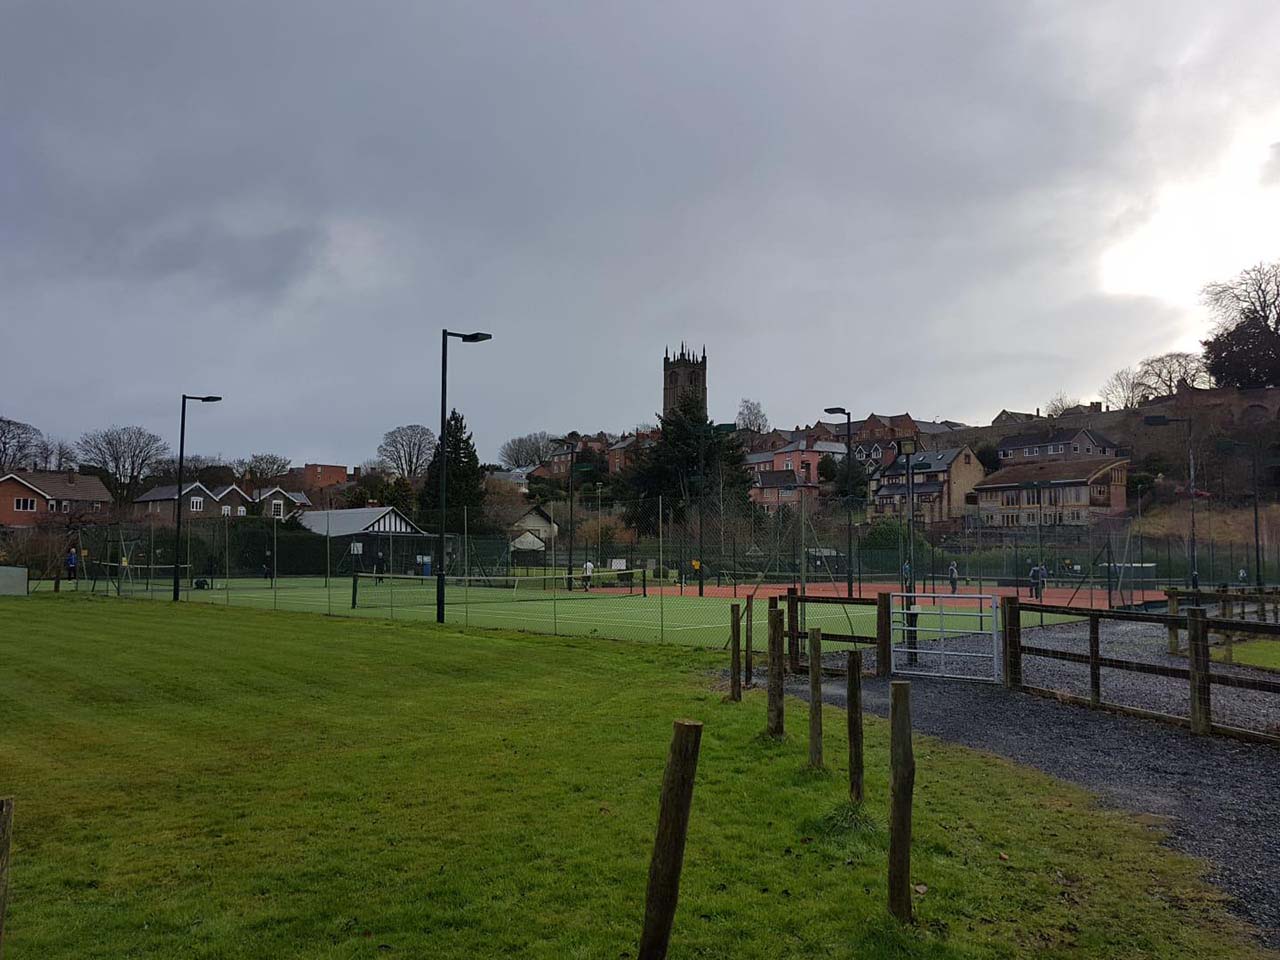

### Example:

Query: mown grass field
xmin=0 ymin=595 xmax=1268 ymax=959
xmin=1214 ymin=638 xmax=1280 ymax=672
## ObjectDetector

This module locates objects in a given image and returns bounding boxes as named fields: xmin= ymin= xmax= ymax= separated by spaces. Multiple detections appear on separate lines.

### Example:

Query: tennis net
xmin=353 ymin=568 xmax=646 ymax=607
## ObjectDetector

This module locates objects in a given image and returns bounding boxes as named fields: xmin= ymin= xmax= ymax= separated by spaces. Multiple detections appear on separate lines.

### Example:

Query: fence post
xmin=0 ymin=796 xmax=11 ymax=958
xmin=888 ymin=681 xmax=915 ymax=924
xmin=744 ymin=596 xmax=754 ymax=688
xmin=876 ymin=592 xmax=892 ymax=678
xmin=729 ymin=604 xmax=742 ymax=703
xmin=786 ymin=588 xmax=800 ymax=674
xmin=808 ymin=627 xmax=823 ymax=768
xmin=351 ymin=568 xmax=358 ymax=610
xmin=1187 ymin=607 xmax=1211 ymax=735
xmin=1088 ymin=615 xmax=1101 ymax=706
xmin=847 ymin=651 xmax=863 ymax=804
xmin=1000 ymin=595 xmax=1022 ymax=689
xmin=1165 ymin=589 xmax=1179 ymax=654
xmin=767 ymin=607 xmax=785 ymax=738
xmin=638 ymin=720 xmax=703 ymax=960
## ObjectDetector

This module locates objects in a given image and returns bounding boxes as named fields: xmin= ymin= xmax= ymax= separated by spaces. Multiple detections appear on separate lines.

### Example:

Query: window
xmin=13 ymin=497 xmax=36 ymax=512
xmin=237 ymin=506 xmax=247 ymax=517
xmin=47 ymin=500 xmax=55 ymax=511
xmin=999 ymin=449 xmax=1008 ymax=459
xmin=783 ymin=459 xmax=792 ymax=471
xmin=61 ymin=500 xmax=70 ymax=513
xmin=190 ymin=496 xmax=204 ymax=512
xmin=271 ymin=499 xmax=285 ymax=519
xmin=221 ymin=505 xmax=232 ymax=517
xmin=92 ymin=502 xmax=101 ymax=512
xmin=1085 ymin=446 xmax=1093 ymax=454
xmin=1032 ymin=447 xmax=1039 ymax=456
xmin=1073 ymin=444 xmax=1080 ymax=453
xmin=964 ymin=453 xmax=971 ymax=464
xmin=1023 ymin=448 xmax=1030 ymax=456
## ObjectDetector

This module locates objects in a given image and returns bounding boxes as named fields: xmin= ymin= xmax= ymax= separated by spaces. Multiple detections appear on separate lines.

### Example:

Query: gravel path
xmin=764 ymin=656 xmax=1280 ymax=947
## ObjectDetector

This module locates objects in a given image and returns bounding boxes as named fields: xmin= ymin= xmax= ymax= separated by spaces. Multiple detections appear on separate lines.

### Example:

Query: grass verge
xmin=0 ymin=595 xmax=1271 ymax=959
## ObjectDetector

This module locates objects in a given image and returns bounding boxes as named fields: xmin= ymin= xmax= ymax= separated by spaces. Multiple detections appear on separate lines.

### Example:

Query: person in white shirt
xmin=582 ymin=559 xmax=594 ymax=591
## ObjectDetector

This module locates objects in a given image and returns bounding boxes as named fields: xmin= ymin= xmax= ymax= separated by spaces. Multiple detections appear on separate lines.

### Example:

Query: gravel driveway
xmin=757 ymin=635 xmax=1280 ymax=947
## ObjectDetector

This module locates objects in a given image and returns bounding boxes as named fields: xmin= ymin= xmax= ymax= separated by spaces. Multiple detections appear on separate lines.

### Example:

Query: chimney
xmin=1035 ymin=407 xmax=1040 ymax=417
xmin=66 ymin=469 xmax=75 ymax=485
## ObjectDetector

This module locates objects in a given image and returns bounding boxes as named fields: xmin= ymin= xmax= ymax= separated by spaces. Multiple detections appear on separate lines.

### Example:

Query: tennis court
xmin=83 ymin=564 xmax=1080 ymax=648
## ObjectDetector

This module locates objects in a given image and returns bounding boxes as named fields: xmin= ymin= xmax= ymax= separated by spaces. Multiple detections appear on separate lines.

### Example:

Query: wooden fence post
xmin=1088 ymin=615 xmax=1101 ymax=706
xmin=1187 ymin=607 xmax=1211 ymax=735
xmin=767 ymin=607 xmax=785 ymax=738
xmin=847 ymin=651 xmax=863 ymax=804
xmin=786 ymin=588 xmax=800 ymax=675
xmin=351 ymin=569 xmax=359 ymax=610
xmin=808 ymin=627 xmax=823 ymax=768
xmin=0 ymin=796 xmax=12 ymax=958
xmin=999 ymin=595 xmax=1022 ymax=689
xmin=875 ymin=592 xmax=892 ymax=679
xmin=888 ymin=682 xmax=915 ymax=924
xmin=729 ymin=604 xmax=742 ymax=702
xmin=638 ymin=720 xmax=703 ymax=960
xmin=1165 ymin=590 xmax=1179 ymax=654
xmin=744 ymin=596 xmax=754 ymax=688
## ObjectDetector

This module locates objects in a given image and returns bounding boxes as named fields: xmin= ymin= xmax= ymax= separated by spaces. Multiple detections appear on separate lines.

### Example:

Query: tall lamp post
xmin=437 ymin=329 xmax=492 ymax=623
xmin=824 ymin=406 xmax=854 ymax=597
xmin=173 ymin=393 xmax=221 ymax=601
xmin=1144 ymin=414 xmax=1198 ymax=590
xmin=898 ymin=436 xmax=918 ymax=594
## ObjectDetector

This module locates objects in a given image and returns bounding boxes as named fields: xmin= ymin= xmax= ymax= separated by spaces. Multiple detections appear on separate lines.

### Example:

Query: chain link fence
xmin=10 ymin=493 xmax=1279 ymax=647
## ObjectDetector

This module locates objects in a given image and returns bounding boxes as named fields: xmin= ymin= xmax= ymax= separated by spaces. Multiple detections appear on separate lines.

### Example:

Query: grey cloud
xmin=1264 ymin=143 xmax=1280 ymax=185
xmin=3 ymin=1 xmax=1279 ymax=462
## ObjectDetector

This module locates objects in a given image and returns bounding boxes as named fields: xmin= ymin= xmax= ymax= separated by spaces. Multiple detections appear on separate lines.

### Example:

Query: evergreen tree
xmin=623 ymin=392 xmax=750 ymax=532
xmin=419 ymin=409 xmax=486 ymax=531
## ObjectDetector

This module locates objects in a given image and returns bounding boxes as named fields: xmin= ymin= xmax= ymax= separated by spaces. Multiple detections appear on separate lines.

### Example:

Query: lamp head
xmin=460 ymin=332 xmax=492 ymax=343
xmin=824 ymin=406 xmax=848 ymax=416
xmin=199 ymin=395 xmax=222 ymax=403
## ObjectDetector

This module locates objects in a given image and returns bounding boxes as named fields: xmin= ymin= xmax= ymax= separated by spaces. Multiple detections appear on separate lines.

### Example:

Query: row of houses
xmin=746 ymin=423 xmax=1129 ymax=529
xmin=133 ymin=482 xmax=313 ymax=521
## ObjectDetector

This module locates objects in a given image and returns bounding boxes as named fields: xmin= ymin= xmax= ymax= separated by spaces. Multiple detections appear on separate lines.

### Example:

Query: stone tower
xmin=663 ymin=344 xmax=707 ymax=418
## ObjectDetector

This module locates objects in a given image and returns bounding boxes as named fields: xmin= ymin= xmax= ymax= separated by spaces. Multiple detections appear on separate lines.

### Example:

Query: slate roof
xmin=756 ymin=469 xmax=811 ymax=489
xmin=297 ymin=507 xmax=428 ymax=538
xmin=974 ymin=458 xmax=1127 ymax=489
xmin=997 ymin=428 xmax=1118 ymax=452
xmin=2 ymin=470 xmax=113 ymax=503
xmin=877 ymin=448 xmax=966 ymax=478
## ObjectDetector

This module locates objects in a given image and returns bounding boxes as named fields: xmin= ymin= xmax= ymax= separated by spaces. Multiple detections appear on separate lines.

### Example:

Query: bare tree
xmin=233 ymin=453 xmax=293 ymax=490
xmin=33 ymin=436 xmax=78 ymax=471
xmin=1134 ymin=352 xmax=1211 ymax=397
xmin=1202 ymin=260 xmax=1280 ymax=333
xmin=736 ymin=398 xmax=770 ymax=433
xmin=1098 ymin=367 xmax=1145 ymax=410
xmin=377 ymin=424 xmax=437 ymax=481
xmin=77 ymin=425 xmax=171 ymax=504
xmin=0 ymin=416 xmax=44 ymax=470
xmin=498 ymin=431 xmax=554 ymax=468
xmin=1044 ymin=392 xmax=1080 ymax=417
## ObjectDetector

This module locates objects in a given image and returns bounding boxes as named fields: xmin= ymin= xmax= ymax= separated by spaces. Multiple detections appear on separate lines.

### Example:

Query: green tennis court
xmin=92 ymin=572 xmax=1080 ymax=648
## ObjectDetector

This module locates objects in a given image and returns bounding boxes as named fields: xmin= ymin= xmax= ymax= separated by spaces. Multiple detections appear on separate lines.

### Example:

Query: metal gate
xmin=890 ymin=593 xmax=1002 ymax=683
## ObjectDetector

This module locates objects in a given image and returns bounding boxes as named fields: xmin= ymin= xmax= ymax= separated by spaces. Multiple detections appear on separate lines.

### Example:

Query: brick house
xmin=132 ymin=483 xmax=308 ymax=522
xmin=995 ymin=428 xmax=1119 ymax=464
xmin=251 ymin=486 xmax=313 ymax=519
xmin=607 ymin=431 xmax=659 ymax=475
xmin=866 ymin=446 xmax=985 ymax=526
xmin=975 ymin=458 xmax=1129 ymax=527
xmin=283 ymin=463 xmax=349 ymax=492
xmin=749 ymin=469 xmax=819 ymax=514
xmin=0 ymin=469 xmax=112 ymax=528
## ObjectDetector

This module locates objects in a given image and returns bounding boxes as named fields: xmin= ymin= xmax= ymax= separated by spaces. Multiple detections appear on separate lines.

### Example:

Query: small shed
xmin=299 ymin=507 xmax=453 ymax=574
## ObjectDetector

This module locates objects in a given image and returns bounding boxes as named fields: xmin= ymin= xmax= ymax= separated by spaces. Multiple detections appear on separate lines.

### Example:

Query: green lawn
xmin=66 ymin=574 xmax=1073 ymax=649
xmin=0 ymin=596 xmax=1266 ymax=959
xmin=1213 ymin=638 xmax=1280 ymax=672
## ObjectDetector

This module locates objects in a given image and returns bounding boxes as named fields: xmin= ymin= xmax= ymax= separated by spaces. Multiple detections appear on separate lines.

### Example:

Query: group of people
xmin=901 ymin=560 xmax=964 ymax=594
xmin=1027 ymin=561 xmax=1050 ymax=600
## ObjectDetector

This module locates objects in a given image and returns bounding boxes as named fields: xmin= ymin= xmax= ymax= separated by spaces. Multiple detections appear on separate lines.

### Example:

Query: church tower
xmin=662 ymin=344 xmax=707 ymax=418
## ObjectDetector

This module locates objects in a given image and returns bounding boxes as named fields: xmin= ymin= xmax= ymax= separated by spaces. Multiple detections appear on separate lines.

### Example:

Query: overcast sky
xmin=4 ymin=1 xmax=1280 ymax=464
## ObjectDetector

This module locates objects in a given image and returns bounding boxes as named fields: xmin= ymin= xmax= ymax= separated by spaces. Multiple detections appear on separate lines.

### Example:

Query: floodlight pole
xmin=172 ymin=393 xmax=220 ymax=601
xmin=437 ymin=329 xmax=492 ymax=623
